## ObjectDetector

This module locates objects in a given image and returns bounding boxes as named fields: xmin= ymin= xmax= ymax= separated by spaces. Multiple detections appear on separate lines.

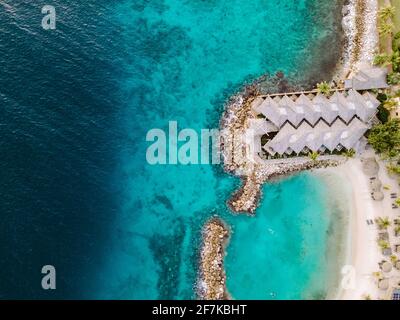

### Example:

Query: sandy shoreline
xmin=315 ymin=155 xmax=400 ymax=300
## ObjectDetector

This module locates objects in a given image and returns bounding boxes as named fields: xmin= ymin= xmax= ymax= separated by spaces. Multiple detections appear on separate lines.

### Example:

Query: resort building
xmin=344 ymin=64 xmax=389 ymax=91
xmin=248 ymin=89 xmax=381 ymax=160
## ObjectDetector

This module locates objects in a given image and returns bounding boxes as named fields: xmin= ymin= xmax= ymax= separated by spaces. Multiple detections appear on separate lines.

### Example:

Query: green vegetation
xmin=261 ymin=134 xmax=269 ymax=146
xmin=374 ymin=10 xmax=400 ymax=86
xmin=308 ymin=151 xmax=319 ymax=161
xmin=316 ymin=82 xmax=331 ymax=95
xmin=376 ymin=92 xmax=391 ymax=123
xmin=368 ymin=119 xmax=400 ymax=159
xmin=374 ymin=53 xmax=391 ymax=66
xmin=372 ymin=271 xmax=383 ymax=280
xmin=388 ymin=71 xmax=400 ymax=84
xmin=378 ymin=240 xmax=390 ymax=250
xmin=344 ymin=149 xmax=356 ymax=158
xmin=383 ymin=97 xmax=398 ymax=110
xmin=379 ymin=5 xmax=396 ymax=21
xmin=377 ymin=105 xmax=391 ymax=123
xmin=379 ymin=21 xmax=395 ymax=36
xmin=392 ymin=50 xmax=400 ymax=70
xmin=376 ymin=217 xmax=391 ymax=230
xmin=374 ymin=47 xmax=400 ymax=70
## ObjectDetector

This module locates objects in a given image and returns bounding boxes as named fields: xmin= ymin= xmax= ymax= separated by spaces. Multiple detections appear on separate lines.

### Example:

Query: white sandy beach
xmin=318 ymin=154 xmax=400 ymax=300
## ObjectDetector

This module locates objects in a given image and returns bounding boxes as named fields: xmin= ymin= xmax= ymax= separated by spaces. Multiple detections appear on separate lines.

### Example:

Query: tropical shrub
xmin=377 ymin=105 xmax=390 ymax=123
xmin=373 ymin=53 xmax=391 ymax=66
xmin=308 ymin=151 xmax=319 ymax=161
xmin=388 ymin=72 xmax=400 ymax=85
xmin=344 ymin=149 xmax=356 ymax=158
xmin=379 ymin=21 xmax=394 ymax=36
xmin=377 ymin=217 xmax=391 ymax=230
xmin=379 ymin=5 xmax=396 ymax=21
xmin=316 ymin=82 xmax=331 ymax=95
xmin=378 ymin=240 xmax=390 ymax=250
xmin=368 ymin=120 xmax=400 ymax=158
xmin=383 ymin=98 xmax=398 ymax=110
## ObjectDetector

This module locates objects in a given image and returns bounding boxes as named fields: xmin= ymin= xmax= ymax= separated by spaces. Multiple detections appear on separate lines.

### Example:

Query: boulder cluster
xmin=229 ymin=159 xmax=344 ymax=214
xmin=198 ymin=219 xmax=229 ymax=300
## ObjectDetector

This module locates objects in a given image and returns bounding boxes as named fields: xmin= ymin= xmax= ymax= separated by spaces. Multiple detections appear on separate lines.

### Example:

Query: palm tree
xmin=378 ymin=240 xmax=390 ymax=250
xmin=378 ymin=5 xmax=396 ymax=21
xmin=390 ymin=255 xmax=398 ymax=263
xmin=373 ymin=53 xmax=391 ymax=66
xmin=379 ymin=21 xmax=394 ymax=36
xmin=383 ymin=98 xmax=397 ymax=111
xmin=372 ymin=271 xmax=383 ymax=280
xmin=376 ymin=217 xmax=391 ymax=230
xmin=344 ymin=149 xmax=355 ymax=158
xmin=388 ymin=72 xmax=400 ymax=85
xmin=308 ymin=151 xmax=319 ymax=161
xmin=387 ymin=164 xmax=400 ymax=175
xmin=391 ymin=51 xmax=400 ymax=71
xmin=316 ymin=82 xmax=331 ymax=95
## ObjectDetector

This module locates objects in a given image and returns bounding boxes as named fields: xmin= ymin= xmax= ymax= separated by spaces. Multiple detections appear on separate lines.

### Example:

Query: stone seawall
xmin=228 ymin=158 xmax=345 ymax=214
xmin=197 ymin=218 xmax=230 ymax=300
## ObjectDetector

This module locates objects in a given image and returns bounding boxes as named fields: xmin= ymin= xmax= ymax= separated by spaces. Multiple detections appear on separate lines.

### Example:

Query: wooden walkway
xmin=258 ymin=88 xmax=347 ymax=98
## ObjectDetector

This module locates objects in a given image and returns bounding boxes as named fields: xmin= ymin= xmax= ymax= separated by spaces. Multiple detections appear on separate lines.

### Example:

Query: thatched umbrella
xmin=396 ymin=261 xmax=400 ymax=270
xmin=378 ymin=279 xmax=389 ymax=290
xmin=381 ymin=261 xmax=392 ymax=273
xmin=370 ymin=179 xmax=382 ymax=191
xmin=372 ymin=191 xmax=384 ymax=201
xmin=362 ymin=158 xmax=379 ymax=176
xmin=379 ymin=232 xmax=389 ymax=241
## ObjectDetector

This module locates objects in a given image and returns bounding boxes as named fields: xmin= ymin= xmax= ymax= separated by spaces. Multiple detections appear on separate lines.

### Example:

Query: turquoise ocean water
xmin=94 ymin=0 xmax=347 ymax=299
xmin=225 ymin=172 xmax=350 ymax=300
xmin=0 ymin=1 xmax=348 ymax=299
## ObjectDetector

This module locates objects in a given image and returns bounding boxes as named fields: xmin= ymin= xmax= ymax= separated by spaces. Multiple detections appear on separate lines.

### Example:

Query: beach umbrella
xmin=362 ymin=158 xmax=379 ymax=176
xmin=381 ymin=261 xmax=392 ymax=273
xmin=379 ymin=232 xmax=389 ymax=241
xmin=378 ymin=279 xmax=389 ymax=290
xmin=372 ymin=191 xmax=384 ymax=201
xmin=370 ymin=179 xmax=382 ymax=191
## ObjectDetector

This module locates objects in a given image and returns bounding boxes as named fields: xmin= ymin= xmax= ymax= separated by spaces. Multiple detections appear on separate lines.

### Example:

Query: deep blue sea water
xmin=0 ymin=1 xmax=346 ymax=299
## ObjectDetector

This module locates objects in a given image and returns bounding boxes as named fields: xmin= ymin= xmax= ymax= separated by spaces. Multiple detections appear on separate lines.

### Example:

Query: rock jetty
xmin=197 ymin=218 xmax=229 ymax=300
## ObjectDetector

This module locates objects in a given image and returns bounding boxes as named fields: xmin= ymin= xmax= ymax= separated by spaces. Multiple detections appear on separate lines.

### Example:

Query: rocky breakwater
xmin=342 ymin=0 xmax=378 ymax=75
xmin=197 ymin=218 xmax=230 ymax=300
xmin=228 ymin=158 xmax=345 ymax=215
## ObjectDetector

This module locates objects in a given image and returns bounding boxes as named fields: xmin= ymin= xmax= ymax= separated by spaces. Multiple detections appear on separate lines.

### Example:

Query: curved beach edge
xmin=315 ymin=156 xmax=400 ymax=300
